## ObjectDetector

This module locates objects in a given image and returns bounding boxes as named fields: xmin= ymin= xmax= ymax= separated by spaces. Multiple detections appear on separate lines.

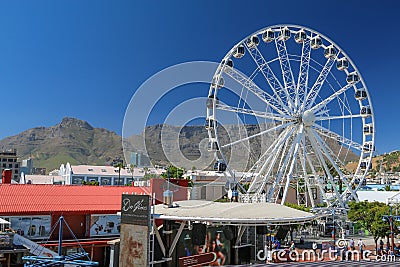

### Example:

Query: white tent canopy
xmin=153 ymin=200 xmax=315 ymax=225
xmin=0 ymin=218 xmax=10 ymax=225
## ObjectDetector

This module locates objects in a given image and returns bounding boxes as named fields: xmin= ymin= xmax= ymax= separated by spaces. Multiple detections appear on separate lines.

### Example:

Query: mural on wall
xmin=90 ymin=215 xmax=121 ymax=236
xmin=8 ymin=216 xmax=51 ymax=238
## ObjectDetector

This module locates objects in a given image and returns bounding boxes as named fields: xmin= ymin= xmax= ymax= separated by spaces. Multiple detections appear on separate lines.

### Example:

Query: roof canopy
xmin=153 ymin=200 xmax=315 ymax=225
xmin=0 ymin=184 xmax=147 ymax=215
xmin=0 ymin=218 xmax=10 ymax=224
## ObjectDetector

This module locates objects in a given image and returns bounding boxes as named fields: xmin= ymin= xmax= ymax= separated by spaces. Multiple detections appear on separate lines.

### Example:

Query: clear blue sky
xmin=0 ymin=0 xmax=399 ymax=153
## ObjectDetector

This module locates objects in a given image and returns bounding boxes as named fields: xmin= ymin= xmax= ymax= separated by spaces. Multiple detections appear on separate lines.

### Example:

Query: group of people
xmin=378 ymin=239 xmax=400 ymax=256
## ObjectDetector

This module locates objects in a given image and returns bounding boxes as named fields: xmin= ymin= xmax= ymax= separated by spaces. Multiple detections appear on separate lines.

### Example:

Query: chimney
xmin=2 ymin=169 xmax=12 ymax=184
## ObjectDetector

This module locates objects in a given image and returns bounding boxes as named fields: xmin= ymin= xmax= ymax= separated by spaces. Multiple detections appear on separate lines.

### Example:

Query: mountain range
xmin=0 ymin=117 xmax=363 ymax=173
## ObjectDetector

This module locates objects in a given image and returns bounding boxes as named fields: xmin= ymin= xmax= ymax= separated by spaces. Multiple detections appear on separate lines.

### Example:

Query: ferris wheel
xmin=206 ymin=25 xmax=374 ymax=209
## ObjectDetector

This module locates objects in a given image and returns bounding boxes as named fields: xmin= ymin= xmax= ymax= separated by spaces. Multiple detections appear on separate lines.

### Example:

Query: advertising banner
xmin=121 ymin=194 xmax=150 ymax=226
xmin=119 ymin=194 xmax=150 ymax=267
xmin=90 ymin=215 xmax=121 ymax=236
xmin=8 ymin=216 xmax=51 ymax=238
xmin=177 ymin=227 xmax=231 ymax=266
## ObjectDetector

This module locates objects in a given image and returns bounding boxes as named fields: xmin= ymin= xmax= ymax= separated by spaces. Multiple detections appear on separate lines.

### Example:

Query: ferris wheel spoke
xmin=315 ymin=114 xmax=363 ymax=121
xmin=303 ymin=57 xmax=336 ymax=110
xmin=297 ymin=39 xmax=311 ymax=111
xmin=312 ymin=123 xmax=363 ymax=151
xmin=275 ymin=38 xmax=297 ymax=109
xmin=310 ymin=128 xmax=359 ymax=201
xmin=216 ymin=103 xmax=290 ymax=122
xmin=245 ymin=45 xmax=294 ymax=112
xmin=221 ymin=122 xmax=293 ymax=149
xmin=310 ymin=83 xmax=357 ymax=113
xmin=246 ymin=127 xmax=289 ymax=175
xmin=306 ymin=128 xmax=346 ymax=208
xmin=248 ymin=126 xmax=295 ymax=193
xmin=310 ymin=126 xmax=346 ymax=166
xmin=224 ymin=67 xmax=289 ymax=114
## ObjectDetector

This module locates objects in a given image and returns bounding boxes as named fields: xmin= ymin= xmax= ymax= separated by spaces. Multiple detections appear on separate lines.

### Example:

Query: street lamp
xmin=332 ymin=209 xmax=336 ymax=249
xmin=382 ymin=205 xmax=399 ymax=252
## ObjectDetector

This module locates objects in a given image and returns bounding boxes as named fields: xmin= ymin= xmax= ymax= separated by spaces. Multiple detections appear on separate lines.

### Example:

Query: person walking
xmin=312 ymin=241 xmax=319 ymax=259
xmin=357 ymin=238 xmax=364 ymax=259
xmin=349 ymin=238 xmax=355 ymax=250
xmin=379 ymin=239 xmax=384 ymax=255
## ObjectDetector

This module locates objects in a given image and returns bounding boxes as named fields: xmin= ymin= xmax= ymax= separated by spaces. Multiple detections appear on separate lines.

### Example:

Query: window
xmin=72 ymin=177 xmax=84 ymax=184
xmin=15 ymin=163 xmax=19 ymax=168
xmin=8 ymin=164 xmax=12 ymax=168
xmin=114 ymin=177 xmax=125 ymax=185
xmin=2 ymin=163 xmax=6 ymax=168
xmin=100 ymin=177 xmax=111 ymax=185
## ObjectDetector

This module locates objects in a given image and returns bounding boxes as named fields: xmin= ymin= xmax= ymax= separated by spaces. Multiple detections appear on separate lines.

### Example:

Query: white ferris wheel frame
xmin=206 ymin=24 xmax=375 ymax=209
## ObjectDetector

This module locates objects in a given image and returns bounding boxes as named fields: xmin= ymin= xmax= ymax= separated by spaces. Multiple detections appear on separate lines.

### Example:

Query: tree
xmin=161 ymin=165 xmax=185 ymax=179
xmin=129 ymin=164 xmax=136 ymax=185
xmin=114 ymin=161 xmax=124 ymax=185
xmin=348 ymin=201 xmax=393 ymax=252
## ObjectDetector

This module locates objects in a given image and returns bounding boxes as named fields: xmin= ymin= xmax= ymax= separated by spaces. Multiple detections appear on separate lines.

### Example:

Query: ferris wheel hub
xmin=302 ymin=109 xmax=316 ymax=127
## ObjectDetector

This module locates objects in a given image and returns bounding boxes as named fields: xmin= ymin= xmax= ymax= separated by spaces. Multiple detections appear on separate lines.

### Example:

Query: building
xmin=59 ymin=163 xmax=165 ymax=186
xmin=21 ymin=174 xmax=65 ymax=185
xmin=20 ymin=158 xmax=33 ymax=175
xmin=0 ymin=179 xmax=189 ymax=267
xmin=188 ymin=170 xmax=226 ymax=200
xmin=0 ymin=149 xmax=20 ymax=182
xmin=129 ymin=152 xmax=142 ymax=167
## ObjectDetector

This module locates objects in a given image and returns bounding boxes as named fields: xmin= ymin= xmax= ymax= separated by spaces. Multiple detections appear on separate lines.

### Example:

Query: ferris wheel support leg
xmin=266 ymin=126 xmax=301 ymax=201
xmin=307 ymin=128 xmax=346 ymax=209
xmin=249 ymin=127 xmax=294 ymax=194
xmin=311 ymin=129 xmax=359 ymax=202
xmin=281 ymin=127 xmax=304 ymax=204
xmin=299 ymin=143 xmax=316 ymax=208
xmin=304 ymin=146 xmax=330 ymax=206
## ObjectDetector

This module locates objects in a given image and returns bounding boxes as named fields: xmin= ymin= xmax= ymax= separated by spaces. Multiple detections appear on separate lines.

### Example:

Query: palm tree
xmin=114 ymin=162 xmax=124 ymax=185
xmin=129 ymin=164 xmax=136 ymax=185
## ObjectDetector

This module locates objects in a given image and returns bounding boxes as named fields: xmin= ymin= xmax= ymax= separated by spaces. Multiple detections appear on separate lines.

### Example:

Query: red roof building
xmin=0 ymin=184 xmax=148 ymax=215
xmin=0 ymin=179 xmax=189 ymax=267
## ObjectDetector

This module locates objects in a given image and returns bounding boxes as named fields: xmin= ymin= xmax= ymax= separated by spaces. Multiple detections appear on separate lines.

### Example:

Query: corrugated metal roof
xmin=0 ymin=184 xmax=150 ymax=215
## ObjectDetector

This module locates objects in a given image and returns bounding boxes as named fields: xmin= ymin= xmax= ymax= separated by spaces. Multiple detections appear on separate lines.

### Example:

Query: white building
xmin=187 ymin=170 xmax=226 ymax=200
xmin=58 ymin=163 xmax=164 ymax=186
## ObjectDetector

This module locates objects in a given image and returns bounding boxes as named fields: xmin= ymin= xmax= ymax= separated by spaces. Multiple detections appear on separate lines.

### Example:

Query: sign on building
xmin=119 ymin=194 xmax=150 ymax=267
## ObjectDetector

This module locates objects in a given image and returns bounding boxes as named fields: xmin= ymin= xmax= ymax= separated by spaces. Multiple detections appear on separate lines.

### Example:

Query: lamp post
xmin=382 ymin=206 xmax=395 ymax=252
xmin=332 ymin=209 xmax=336 ymax=250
